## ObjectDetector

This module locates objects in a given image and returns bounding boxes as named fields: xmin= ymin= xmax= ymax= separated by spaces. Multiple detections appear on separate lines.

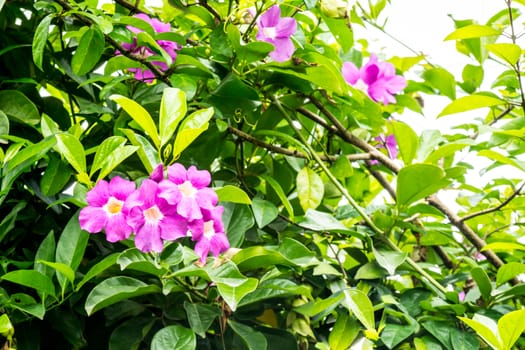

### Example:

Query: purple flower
xmin=370 ymin=133 xmax=398 ymax=165
xmin=79 ymin=176 xmax=135 ymax=242
xmin=158 ymin=164 xmax=218 ymax=221
xmin=189 ymin=206 xmax=230 ymax=263
xmin=342 ymin=54 xmax=407 ymax=104
xmin=119 ymin=13 xmax=180 ymax=82
xmin=124 ymin=179 xmax=188 ymax=253
xmin=256 ymin=5 xmax=297 ymax=62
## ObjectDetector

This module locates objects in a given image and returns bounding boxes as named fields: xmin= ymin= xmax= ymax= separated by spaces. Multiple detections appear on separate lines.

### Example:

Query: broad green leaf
xmin=397 ymin=164 xmax=449 ymax=207
xmin=117 ymin=248 xmax=167 ymax=276
xmin=159 ymin=87 xmax=187 ymax=147
xmin=110 ymin=95 xmax=160 ymax=148
xmin=482 ymin=242 xmax=525 ymax=252
xmin=222 ymin=202 xmax=255 ymax=247
xmin=300 ymin=208 xmax=355 ymax=234
xmin=297 ymin=167 xmax=324 ymax=211
xmin=486 ymin=43 xmax=521 ymax=65
xmin=228 ymin=320 xmax=267 ymax=350
xmin=238 ymin=279 xmax=312 ymax=307
xmin=36 ymin=261 xmax=75 ymax=286
xmin=471 ymin=266 xmax=492 ymax=302
xmin=76 ymin=253 xmax=119 ymax=291
xmin=72 ymin=26 xmax=105 ymax=75
xmin=392 ymin=120 xmax=418 ymax=165
xmin=120 ymin=128 xmax=160 ymax=173
xmin=294 ymin=292 xmax=345 ymax=317
xmin=478 ymin=150 xmax=525 ymax=172
xmin=329 ymin=311 xmax=360 ymax=350
xmin=321 ymin=13 xmax=354 ymax=52
xmin=278 ymin=237 xmax=318 ymax=267
xmin=172 ymin=107 xmax=214 ymax=159
xmin=237 ymin=41 xmax=274 ymax=64
xmin=90 ymin=136 xmax=127 ymax=176
xmin=373 ymin=247 xmax=407 ymax=275
xmin=424 ymin=320 xmax=480 ymax=350
xmin=423 ymin=67 xmax=456 ymax=99
xmin=183 ymin=302 xmax=221 ymax=338
xmin=438 ymin=94 xmax=505 ymax=117
xmin=444 ymin=24 xmax=501 ymax=40
xmin=1 ymin=270 xmax=55 ymax=297
xmin=40 ymin=154 xmax=72 ymax=196
xmin=8 ymin=293 xmax=45 ymax=320
xmin=109 ymin=316 xmax=155 ymax=350
xmin=343 ymin=289 xmax=375 ymax=331
xmin=231 ymin=246 xmax=289 ymax=271
xmin=55 ymin=133 xmax=86 ymax=174
xmin=7 ymin=136 xmax=56 ymax=171
xmin=32 ymin=14 xmax=53 ymax=71
xmin=0 ymin=90 xmax=40 ymax=125
xmin=0 ymin=314 xmax=14 ymax=339
xmin=0 ymin=110 xmax=8 ymax=138
xmin=498 ymin=309 xmax=525 ymax=350
xmin=381 ymin=323 xmax=417 ymax=349
xmin=251 ymin=197 xmax=279 ymax=228
xmin=55 ymin=211 xmax=89 ymax=291
xmin=496 ymin=262 xmax=525 ymax=286
xmin=34 ymin=231 xmax=56 ymax=279
xmin=151 ymin=325 xmax=196 ymax=350
xmin=215 ymin=185 xmax=252 ymax=204
xmin=458 ymin=315 xmax=500 ymax=350
xmin=261 ymin=175 xmax=294 ymax=219
xmin=85 ymin=276 xmax=161 ymax=315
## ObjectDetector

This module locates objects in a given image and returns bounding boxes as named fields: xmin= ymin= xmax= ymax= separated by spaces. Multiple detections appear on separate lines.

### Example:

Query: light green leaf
xmin=397 ymin=164 xmax=449 ymax=207
xmin=72 ymin=26 xmax=105 ymax=75
xmin=7 ymin=136 xmax=56 ymax=171
xmin=444 ymin=24 xmax=501 ymax=40
xmin=251 ymin=197 xmax=279 ymax=228
xmin=55 ymin=133 xmax=86 ymax=174
xmin=1 ymin=270 xmax=55 ymax=297
xmin=136 ymin=31 xmax=172 ymax=66
xmin=343 ymin=289 xmax=375 ymax=331
xmin=117 ymin=248 xmax=167 ymax=276
xmin=496 ymin=262 xmax=525 ymax=287
xmin=478 ymin=149 xmax=525 ymax=172
xmin=159 ymin=87 xmax=187 ymax=147
xmin=261 ymin=175 xmax=294 ymax=220
xmin=498 ymin=309 xmax=525 ymax=350
xmin=297 ymin=167 xmax=324 ymax=211
xmin=36 ymin=260 xmax=75 ymax=286
xmin=120 ymin=128 xmax=160 ymax=173
xmin=151 ymin=325 xmax=196 ymax=350
xmin=329 ymin=311 xmax=360 ymax=350
xmin=471 ymin=267 xmax=493 ymax=302
xmin=110 ymin=95 xmax=160 ymax=148
xmin=34 ymin=231 xmax=56 ymax=279
xmin=76 ymin=253 xmax=119 ymax=291
xmin=294 ymin=292 xmax=345 ymax=317
xmin=482 ymin=242 xmax=525 ymax=252
xmin=458 ymin=315 xmax=500 ymax=350
xmin=423 ymin=67 xmax=456 ymax=99
xmin=32 ymin=14 xmax=53 ymax=71
xmin=0 ymin=90 xmax=40 ymax=125
xmin=172 ymin=107 xmax=214 ymax=159
xmin=228 ymin=320 xmax=267 ymax=350
xmin=438 ymin=94 xmax=505 ymax=117
xmin=215 ymin=185 xmax=251 ymax=204
xmin=373 ymin=247 xmax=407 ymax=275
xmin=8 ymin=293 xmax=45 ymax=320
xmin=486 ymin=43 xmax=521 ymax=65
xmin=85 ymin=276 xmax=161 ymax=315
xmin=392 ymin=120 xmax=418 ymax=165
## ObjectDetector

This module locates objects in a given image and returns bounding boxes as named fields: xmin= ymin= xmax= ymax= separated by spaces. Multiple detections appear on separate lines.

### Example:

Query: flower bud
xmin=320 ymin=0 xmax=350 ymax=19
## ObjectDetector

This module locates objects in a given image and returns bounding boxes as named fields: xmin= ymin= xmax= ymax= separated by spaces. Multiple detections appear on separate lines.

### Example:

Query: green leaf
xmin=237 ymin=41 xmax=274 ymax=64
xmin=499 ymin=309 xmax=525 ymax=350
xmin=486 ymin=43 xmax=522 ymax=65
xmin=8 ymin=293 xmax=45 ymax=320
xmin=40 ymin=154 xmax=72 ymax=196
xmin=251 ymin=197 xmax=279 ymax=228
xmin=136 ymin=31 xmax=172 ymax=66
xmin=55 ymin=133 xmax=87 ymax=174
xmin=471 ymin=266 xmax=492 ymax=302
xmin=424 ymin=320 xmax=481 ymax=350
xmin=109 ymin=316 xmax=155 ymax=350
xmin=423 ymin=67 xmax=456 ymax=99
xmin=36 ymin=261 xmax=75 ymax=286
xmin=373 ymin=247 xmax=407 ymax=275
xmin=159 ymin=87 xmax=187 ymax=147
xmin=458 ymin=315 xmax=500 ymax=350
xmin=72 ymin=26 xmax=105 ymax=75
xmin=278 ymin=237 xmax=318 ymax=267
xmin=321 ymin=13 xmax=354 ymax=52
xmin=0 ymin=314 xmax=14 ymax=339
xmin=438 ymin=94 xmax=505 ymax=117
xmin=392 ymin=120 xmax=418 ymax=165
xmin=92 ymin=138 xmax=137 ymax=180
xmin=55 ymin=211 xmax=89 ymax=291
xmin=0 ymin=110 xmax=8 ymax=138
xmin=261 ymin=175 xmax=294 ymax=220
xmin=0 ymin=90 xmax=40 ymax=125
xmin=34 ymin=231 xmax=56 ymax=279
xmin=297 ymin=167 xmax=324 ymax=211
xmin=228 ymin=320 xmax=267 ymax=350
xmin=32 ymin=14 xmax=53 ymax=71
xmin=117 ymin=248 xmax=167 ymax=276
xmin=482 ymin=242 xmax=525 ymax=252
xmin=151 ymin=325 xmax=196 ymax=350
xmin=1 ymin=270 xmax=55 ymax=297
xmin=110 ymin=95 xmax=160 ymax=148
xmin=397 ymin=164 xmax=449 ymax=207
xmin=85 ymin=276 xmax=160 ymax=315
xmin=120 ymin=128 xmax=160 ymax=173
xmin=294 ymin=293 xmax=345 ymax=317
xmin=7 ymin=137 xmax=56 ymax=171
xmin=444 ymin=24 xmax=501 ymax=40
xmin=183 ymin=302 xmax=221 ymax=338
xmin=381 ymin=323 xmax=417 ymax=349
xmin=172 ymin=107 xmax=214 ymax=159
xmin=215 ymin=185 xmax=252 ymax=204
xmin=477 ymin=150 xmax=525 ymax=172
xmin=76 ymin=253 xmax=119 ymax=291
xmin=329 ymin=311 xmax=360 ymax=350
xmin=343 ymin=289 xmax=375 ymax=331
xmin=222 ymin=203 xmax=255 ymax=247
xmin=231 ymin=246 xmax=289 ymax=271
xmin=496 ymin=262 xmax=525 ymax=287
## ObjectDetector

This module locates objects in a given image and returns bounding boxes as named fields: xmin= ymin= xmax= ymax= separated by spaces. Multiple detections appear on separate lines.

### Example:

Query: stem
xmin=272 ymin=96 xmax=449 ymax=296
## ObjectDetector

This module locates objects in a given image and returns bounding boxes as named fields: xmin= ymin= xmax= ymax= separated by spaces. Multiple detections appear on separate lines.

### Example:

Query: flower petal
xmin=86 ymin=180 xmax=109 ymax=207
xmin=79 ymin=206 xmax=107 ymax=233
xmin=275 ymin=17 xmax=297 ymax=38
xmin=108 ymin=176 xmax=136 ymax=201
xmin=159 ymin=214 xmax=188 ymax=241
xmin=342 ymin=62 xmax=360 ymax=85
xmin=258 ymin=5 xmax=281 ymax=28
xmin=167 ymin=163 xmax=187 ymax=184
xmin=187 ymin=165 xmax=211 ymax=188
xmin=104 ymin=214 xmax=133 ymax=242
xmin=135 ymin=222 xmax=164 ymax=253
xmin=269 ymin=37 xmax=295 ymax=62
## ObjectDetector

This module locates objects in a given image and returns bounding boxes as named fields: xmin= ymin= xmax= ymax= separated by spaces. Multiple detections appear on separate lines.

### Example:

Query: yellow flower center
xmin=263 ymin=26 xmax=277 ymax=40
xmin=203 ymin=220 xmax=215 ymax=239
xmin=178 ymin=180 xmax=196 ymax=198
xmin=144 ymin=205 xmax=163 ymax=223
xmin=104 ymin=197 xmax=123 ymax=215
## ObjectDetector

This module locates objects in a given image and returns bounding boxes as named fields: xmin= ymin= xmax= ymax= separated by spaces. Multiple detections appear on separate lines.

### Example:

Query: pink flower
xmin=158 ymin=164 xmax=218 ymax=221
xmin=79 ymin=176 xmax=135 ymax=242
xmin=256 ymin=5 xmax=297 ymax=62
xmin=124 ymin=179 xmax=188 ymax=253
xmin=190 ymin=206 xmax=230 ymax=263
xmin=342 ymin=54 xmax=407 ymax=104
xmin=119 ymin=13 xmax=180 ymax=82
xmin=370 ymin=134 xmax=398 ymax=165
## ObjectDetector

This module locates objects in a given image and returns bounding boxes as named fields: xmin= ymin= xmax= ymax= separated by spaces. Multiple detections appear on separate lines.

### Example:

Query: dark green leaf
xmin=151 ymin=325 xmax=196 ymax=350
xmin=228 ymin=320 xmax=267 ymax=350
xmin=32 ymin=14 xmax=53 ymax=71
xmin=72 ymin=26 xmax=105 ymax=75
xmin=183 ymin=302 xmax=221 ymax=338
xmin=0 ymin=90 xmax=40 ymax=125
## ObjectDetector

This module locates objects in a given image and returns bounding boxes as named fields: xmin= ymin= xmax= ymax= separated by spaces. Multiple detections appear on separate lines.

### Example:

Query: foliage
xmin=0 ymin=0 xmax=525 ymax=349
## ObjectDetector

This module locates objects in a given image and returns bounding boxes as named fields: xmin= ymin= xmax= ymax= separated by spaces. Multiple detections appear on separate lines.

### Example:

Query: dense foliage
xmin=1 ymin=0 xmax=525 ymax=348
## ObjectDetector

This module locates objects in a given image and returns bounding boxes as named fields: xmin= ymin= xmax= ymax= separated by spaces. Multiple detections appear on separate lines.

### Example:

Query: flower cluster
xmin=256 ymin=5 xmax=297 ymax=62
xmin=118 ymin=13 xmax=180 ymax=82
xmin=79 ymin=163 xmax=229 ymax=263
xmin=342 ymin=54 xmax=407 ymax=104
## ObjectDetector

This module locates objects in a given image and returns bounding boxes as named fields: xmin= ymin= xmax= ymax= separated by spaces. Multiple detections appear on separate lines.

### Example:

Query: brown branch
xmin=227 ymin=125 xmax=370 ymax=162
xmin=113 ymin=0 xmax=141 ymax=13
xmin=460 ymin=182 xmax=525 ymax=222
